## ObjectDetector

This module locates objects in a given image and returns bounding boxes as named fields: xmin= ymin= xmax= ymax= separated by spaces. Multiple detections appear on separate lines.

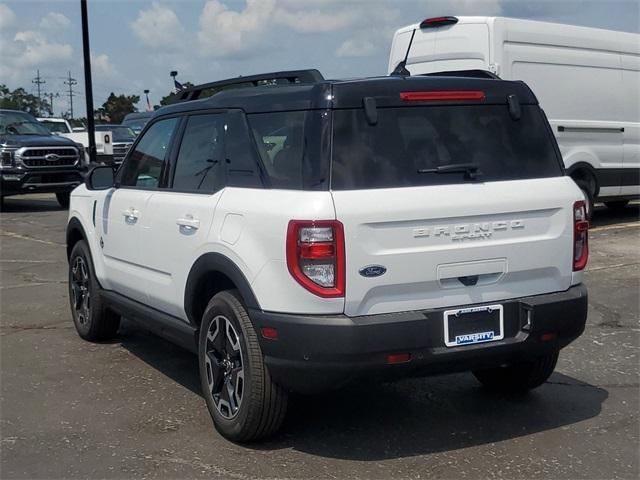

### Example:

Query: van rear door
xmin=390 ymin=21 xmax=491 ymax=75
xmin=330 ymin=100 xmax=579 ymax=317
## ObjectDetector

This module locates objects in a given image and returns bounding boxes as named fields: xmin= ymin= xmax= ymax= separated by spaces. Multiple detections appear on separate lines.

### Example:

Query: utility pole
xmin=80 ymin=0 xmax=96 ymax=164
xmin=64 ymin=71 xmax=78 ymax=118
xmin=46 ymin=92 xmax=60 ymax=116
xmin=32 ymin=70 xmax=46 ymax=116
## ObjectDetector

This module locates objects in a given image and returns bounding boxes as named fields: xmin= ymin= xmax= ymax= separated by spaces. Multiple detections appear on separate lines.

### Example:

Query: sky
xmin=1 ymin=0 xmax=638 ymax=117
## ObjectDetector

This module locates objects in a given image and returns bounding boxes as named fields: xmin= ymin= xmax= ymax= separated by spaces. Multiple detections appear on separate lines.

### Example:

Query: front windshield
xmin=96 ymin=125 xmax=136 ymax=142
xmin=40 ymin=120 xmax=71 ymax=134
xmin=0 ymin=112 xmax=51 ymax=136
xmin=122 ymin=119 xmax=149 ymax=135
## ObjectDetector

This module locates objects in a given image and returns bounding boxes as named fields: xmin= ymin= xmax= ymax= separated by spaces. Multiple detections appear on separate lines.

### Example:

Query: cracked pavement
xmin=1 ymin=194 xmax=638 ymax=479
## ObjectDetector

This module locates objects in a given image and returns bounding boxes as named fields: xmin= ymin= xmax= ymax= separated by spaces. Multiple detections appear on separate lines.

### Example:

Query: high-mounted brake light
xmin=400 ymin=91 xmax=486 ymax=102
xmin=420 ymin=16 xmax=459 ymax=29
xmin=573 ymin=200 xmax=589 ymax=271
xmin=286 ymin=220 xmax=345 ymax=298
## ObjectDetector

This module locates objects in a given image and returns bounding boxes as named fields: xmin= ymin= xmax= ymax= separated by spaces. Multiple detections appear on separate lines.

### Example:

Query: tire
xmin=56 ymin=191 xmax=71 ymax=209
xmin=604 ymin=200 xmax=629 ymax=211
xmin=198 ymin=290 xmax=287 ymax=442
xmin=574 ymin=179 xmax=595 ymax=220
xmin=68 ymin=240 xmax=120 ymax=341
xmin=473 ymin=350 xmax=559 ymax=393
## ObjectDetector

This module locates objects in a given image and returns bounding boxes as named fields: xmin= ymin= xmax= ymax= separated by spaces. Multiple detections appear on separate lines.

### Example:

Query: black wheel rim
xmin=71 ymin=256 xmax=91 ymax=326
xmin=204 ymin=315 xmax=244 ymax=419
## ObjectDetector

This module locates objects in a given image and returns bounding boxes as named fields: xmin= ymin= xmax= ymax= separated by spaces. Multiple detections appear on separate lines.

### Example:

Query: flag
xmin=173 ymin=79 xmax=184 ymax=94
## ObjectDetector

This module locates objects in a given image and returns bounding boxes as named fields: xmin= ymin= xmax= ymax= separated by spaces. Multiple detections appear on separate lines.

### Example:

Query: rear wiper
xmin=418 ymin=162 xmax=482 ymax=180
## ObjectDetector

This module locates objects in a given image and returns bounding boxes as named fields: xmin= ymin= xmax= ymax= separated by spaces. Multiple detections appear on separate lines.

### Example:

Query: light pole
xmin=144 ymin=89 xmax=151 ymax=111
xmin=80 ymin=0 xmax=96 ymax=164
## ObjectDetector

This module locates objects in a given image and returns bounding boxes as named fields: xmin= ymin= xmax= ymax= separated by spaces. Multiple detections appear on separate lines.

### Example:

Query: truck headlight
xmin=1 ymin=149 xmax=15 ymax=168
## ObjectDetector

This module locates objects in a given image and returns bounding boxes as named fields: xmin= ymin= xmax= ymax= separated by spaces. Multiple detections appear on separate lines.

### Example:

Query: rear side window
xmin=247 ymin=111 xmax=329 ymax=190
xmin=120 ymin=117 xmax=178 ymax=188
xmin=331 ymin=105 xmax=562 ymax=190
xmin=173 ymin=114 xmax=225 ymax=193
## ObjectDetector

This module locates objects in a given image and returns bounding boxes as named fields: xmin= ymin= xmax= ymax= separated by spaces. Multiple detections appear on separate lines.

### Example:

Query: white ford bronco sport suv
xmin=66 ymin=69 xmax=589 ymax=442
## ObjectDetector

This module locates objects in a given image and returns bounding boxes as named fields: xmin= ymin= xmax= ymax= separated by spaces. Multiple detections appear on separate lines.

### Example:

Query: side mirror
xmin=86 ymin=165 xmax=115 ymax=190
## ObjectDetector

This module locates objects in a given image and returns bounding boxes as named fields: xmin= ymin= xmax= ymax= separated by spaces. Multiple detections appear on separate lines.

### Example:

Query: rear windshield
xmin=331 ymin=105 xmax=562 ymax=190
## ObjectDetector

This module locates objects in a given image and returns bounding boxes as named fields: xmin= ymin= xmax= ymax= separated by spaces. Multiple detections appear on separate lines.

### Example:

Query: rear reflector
xmin=386 ymin=353 xmax=411 ymax=364
xmin=420 ymin=16 xmax=459 ymax=28
xmin=261 ymin=327 xmax=279 ymax=340
xmin=573 ymin=200 xmax=589 ymax=271
xmin=540 ymin=332 xmax=558 ymax=342
xmin=287 ymin=220 xmax=345 ymax=298
xmin=400 ymin=91 xmax=486 ymax=102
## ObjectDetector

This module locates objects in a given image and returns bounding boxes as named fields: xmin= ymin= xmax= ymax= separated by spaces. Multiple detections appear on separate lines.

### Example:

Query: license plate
xmin=443 ymin=304 xmax=504 ymax=347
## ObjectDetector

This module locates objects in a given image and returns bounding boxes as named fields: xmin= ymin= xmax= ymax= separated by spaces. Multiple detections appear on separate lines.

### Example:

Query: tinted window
xmin=247 ymin=111 xmax=329 ymax=190
xmin=40 ymin=121 xmax=71 ymax=134
xmin=120 ymin=117 xmax=178 ymax=188
xmin=225 ymin=111 xmax=262 ymax=188
xmin=173 ymin=114 xmax=224 ymax=193
xmin=331 ymin=105 xmax=563 ymax=190
xmin=96 ymin=125 xmax=136 ymax=142
xmin=0 ymin=111 xmax=50 ymax=136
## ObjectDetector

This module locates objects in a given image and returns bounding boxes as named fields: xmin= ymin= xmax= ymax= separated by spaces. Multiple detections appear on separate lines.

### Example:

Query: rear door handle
xmin=176 ymin=215 xmax=200 ymax=231
xmin=122 ymin=208 xmax=139 ymax=224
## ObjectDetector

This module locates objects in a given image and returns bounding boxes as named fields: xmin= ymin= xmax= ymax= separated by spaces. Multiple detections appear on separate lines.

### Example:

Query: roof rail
xmin=420 ymin=69 xmax=501 ymax=80
xmin=169 ymin=69 xmax=325 ymax=104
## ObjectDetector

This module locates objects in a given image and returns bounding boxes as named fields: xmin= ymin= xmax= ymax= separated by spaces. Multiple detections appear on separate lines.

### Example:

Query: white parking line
xmin=590 ymin=222 xmax=640 ymax=232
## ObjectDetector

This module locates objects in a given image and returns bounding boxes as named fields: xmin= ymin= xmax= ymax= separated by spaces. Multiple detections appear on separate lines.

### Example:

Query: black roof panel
xmin=152 ymin=74 xmax=538 ymax=117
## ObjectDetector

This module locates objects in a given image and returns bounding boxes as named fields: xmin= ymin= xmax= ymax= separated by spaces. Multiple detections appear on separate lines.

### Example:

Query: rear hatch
xmin=330 ymin=87 xmax=578 ymax=316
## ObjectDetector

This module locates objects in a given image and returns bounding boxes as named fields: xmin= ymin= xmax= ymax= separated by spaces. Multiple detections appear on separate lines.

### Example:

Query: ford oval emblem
xmin=359 ymin=265 xmax=387 ymax=278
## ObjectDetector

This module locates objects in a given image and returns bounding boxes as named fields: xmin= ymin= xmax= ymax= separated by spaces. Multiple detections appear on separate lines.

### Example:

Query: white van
xmin=388 ymin=16 xmax=640 ymax=215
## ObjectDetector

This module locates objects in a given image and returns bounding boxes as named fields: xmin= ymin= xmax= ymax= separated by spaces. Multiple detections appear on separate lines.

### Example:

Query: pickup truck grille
xmin=112 ymin=143 xmax=132 ymax=163
xmin=18 ymin=147 xmax=79 ymax=168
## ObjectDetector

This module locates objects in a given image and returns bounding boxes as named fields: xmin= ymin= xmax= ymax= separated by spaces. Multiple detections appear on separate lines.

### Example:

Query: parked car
xmin=37 ymin=117 xmax=74 ymax=135
xmin=95 ymin=124 xmax=136 ymax=164
xmin=1 ymin=109 xmax=83 ymax=208
xmin=388 ymin=16 xmax=640 ymax=217
xmin=121 ymin=111 xmax=153 ymax=136
xmin=66 ymin=69 xmax=588 ymax=442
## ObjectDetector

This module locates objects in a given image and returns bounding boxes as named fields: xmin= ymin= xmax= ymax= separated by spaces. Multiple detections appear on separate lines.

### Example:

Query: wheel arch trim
xmin=184 ymin=252 xmax=261 ymax=326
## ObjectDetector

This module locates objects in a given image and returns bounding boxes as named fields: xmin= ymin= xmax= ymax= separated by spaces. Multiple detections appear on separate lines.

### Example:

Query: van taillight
xmin=286 ymin=220 xmax=345 ymax=298
xmin=573 ymin=201 xmax=589 ymax=271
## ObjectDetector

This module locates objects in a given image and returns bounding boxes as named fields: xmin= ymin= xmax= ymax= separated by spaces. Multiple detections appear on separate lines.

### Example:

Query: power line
xmin=64 ymin=71 xmax=78 ymax=119
xmin=32 ymin=70 xmax=46 ymax=116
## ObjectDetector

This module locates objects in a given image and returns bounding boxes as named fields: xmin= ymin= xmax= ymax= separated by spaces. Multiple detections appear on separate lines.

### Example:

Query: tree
xmin=100 ymin=92 xmax=140 ymax=124
xmin=159 ymin=82 xmax=194 ymax=106
xmin=0 ymin=84 xmax=51 ymax=116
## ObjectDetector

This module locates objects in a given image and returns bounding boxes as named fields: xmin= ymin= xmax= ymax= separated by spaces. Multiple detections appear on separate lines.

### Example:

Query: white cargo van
xmin=388 ymin=16 xmax=640 ymax=215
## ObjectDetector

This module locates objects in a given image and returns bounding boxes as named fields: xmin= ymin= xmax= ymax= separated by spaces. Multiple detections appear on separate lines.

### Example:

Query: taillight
xmin=286 ymin=220 xmax=345 ymax=298
xmin=419 ymin=16 xmax=459 ymax=28
xmin=573 ymin=200 xmax=589 ymax=271
xmin=400 ymin=91 xmax=486 ymax=102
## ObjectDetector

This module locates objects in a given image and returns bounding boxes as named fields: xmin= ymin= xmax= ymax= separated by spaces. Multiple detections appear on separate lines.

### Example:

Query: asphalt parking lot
xmin=1 ymin=194 xmax=638 ymax=480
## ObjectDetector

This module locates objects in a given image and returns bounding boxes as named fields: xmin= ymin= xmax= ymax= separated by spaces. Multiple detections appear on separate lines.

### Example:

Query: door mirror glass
xmin=87 ymin=165 xmax=115 ymax=190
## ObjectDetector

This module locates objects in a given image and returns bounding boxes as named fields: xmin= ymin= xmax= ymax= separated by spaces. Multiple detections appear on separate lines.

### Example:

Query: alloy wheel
xmin=71 ymin=256 xmax=91 ymax=326
xmin=204 ymin=315 xmax=245 ymax=419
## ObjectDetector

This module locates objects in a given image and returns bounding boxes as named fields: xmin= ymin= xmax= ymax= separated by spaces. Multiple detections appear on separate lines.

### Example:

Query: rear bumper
xmin=249 ymin=285 xmax=588 ymax=393
xmin=1 ymin=169 xmax=83 ymax=197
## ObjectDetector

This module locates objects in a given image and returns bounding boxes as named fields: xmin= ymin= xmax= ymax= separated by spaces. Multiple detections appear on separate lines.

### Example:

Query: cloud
xmin=0 ymin=3 xmax=16 ymax=31
xmin=197 ymin=0 xmax=276 ymax=58
xmin=91 ymin=53 xmax=118 ymax=78
xmin=131 ymin=2 xmax=184 ymax=49
xmin=336 ymin=37 xmax=377 ymax=58
xmin=11 ymin=30 xmax=73 ymax=67
xmin=39 ymin=12 xmax=71 ymax=31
